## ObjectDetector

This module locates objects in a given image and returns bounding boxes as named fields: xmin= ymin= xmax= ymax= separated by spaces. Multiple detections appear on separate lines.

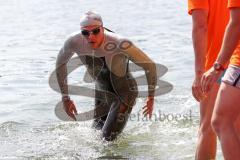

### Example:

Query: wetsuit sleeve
xmin=122 ymin=40 xmax=157 ymax=97
xmin=56 ymin=38 xmax=75 ymax=97
xmin=188 ymin=0 xmax=209 ymax=15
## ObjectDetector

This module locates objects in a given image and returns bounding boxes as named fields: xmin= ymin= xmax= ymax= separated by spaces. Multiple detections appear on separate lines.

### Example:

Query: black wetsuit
xmin=81 ymin=56 xmax=138 ymax=141
xmin=56 ymin=29 xmax=156 ymax=141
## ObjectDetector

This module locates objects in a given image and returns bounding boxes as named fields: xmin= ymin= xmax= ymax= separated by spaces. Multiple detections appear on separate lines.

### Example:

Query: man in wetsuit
xmin=56 ymin=11 xmax=157 ymax=141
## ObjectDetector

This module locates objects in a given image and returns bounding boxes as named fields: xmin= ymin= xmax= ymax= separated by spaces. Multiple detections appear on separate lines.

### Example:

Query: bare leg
xmin=212 ymin=83 xmax=240 ymax=160
xmin=195 ymin=84 xmax=219 ymax=160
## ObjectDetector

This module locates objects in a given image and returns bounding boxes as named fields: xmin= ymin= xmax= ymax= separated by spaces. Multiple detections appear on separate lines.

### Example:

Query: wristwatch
xmin=213 ymin=62 xmax=224 ymax=72
xmin=62 ymin=95 xmax=70 ymax=101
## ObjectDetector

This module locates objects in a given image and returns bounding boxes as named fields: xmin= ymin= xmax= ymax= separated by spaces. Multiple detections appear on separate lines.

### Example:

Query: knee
xmin=198 ymin=121 xmax=215 ymax=137
xmin=211 ymin=115 xmax=230 ymax=134
xmin=211 ymin=116 xmax=221 ymax=134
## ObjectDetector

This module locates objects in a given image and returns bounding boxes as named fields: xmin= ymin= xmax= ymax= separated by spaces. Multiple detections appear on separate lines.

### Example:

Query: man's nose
xmin=88 ymin=33 xmax=95 ymax=39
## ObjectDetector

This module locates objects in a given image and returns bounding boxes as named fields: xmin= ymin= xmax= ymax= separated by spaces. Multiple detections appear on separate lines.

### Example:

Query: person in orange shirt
xmin=188 ymin=0 xmax=230 ymax=159
xmin=201 ymin=0 xmax=240 ymax=158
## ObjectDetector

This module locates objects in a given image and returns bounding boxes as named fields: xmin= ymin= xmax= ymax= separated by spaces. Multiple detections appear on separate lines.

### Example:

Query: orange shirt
xmin=188 ymin=0 xmax=230 ymax=70
xmin=228 ymin=0 xmax=240 ymax=66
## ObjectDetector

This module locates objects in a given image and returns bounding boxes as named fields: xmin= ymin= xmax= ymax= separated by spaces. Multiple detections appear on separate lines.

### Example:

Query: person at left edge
xmin=55 ymin=11 xmax=157 ymax=141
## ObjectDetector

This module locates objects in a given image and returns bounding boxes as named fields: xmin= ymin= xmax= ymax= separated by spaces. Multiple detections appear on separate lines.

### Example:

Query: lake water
xmin=0 ymin=0 xmax=224 ymax=159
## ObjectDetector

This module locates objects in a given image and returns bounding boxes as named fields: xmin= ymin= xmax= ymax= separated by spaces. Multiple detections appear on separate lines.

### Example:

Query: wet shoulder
xmin=64 ymin=31 xmax=84 ymax=50
xmin=104 ymin=31 xmax=133 ymax=51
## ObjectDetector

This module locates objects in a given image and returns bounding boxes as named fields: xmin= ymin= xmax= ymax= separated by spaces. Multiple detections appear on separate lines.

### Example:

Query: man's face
xmin=81 ymin=25 xmax=104 ymax=49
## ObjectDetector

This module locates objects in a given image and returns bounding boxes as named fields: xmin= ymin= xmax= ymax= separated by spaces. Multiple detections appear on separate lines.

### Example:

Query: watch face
xmin=214 ymin=63 xmax=220 ymax=70
xmin=214 ymin=63 xmax=223 ymax=71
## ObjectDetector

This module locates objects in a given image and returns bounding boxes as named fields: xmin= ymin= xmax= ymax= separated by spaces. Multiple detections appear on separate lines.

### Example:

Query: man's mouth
xmin=89 ymin=41 xmax=96 ymax=44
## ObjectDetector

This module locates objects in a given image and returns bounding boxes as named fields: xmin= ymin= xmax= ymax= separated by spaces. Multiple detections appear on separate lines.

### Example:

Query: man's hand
xmin=142 ymin=96 xmax=154 ymax=119
xmin=192 ymin=73 xmax=206 ymax=102
xmin=201 ymin=67 xmax=222 ymax=94
xmin=62 ymin=98 xmax=78 ymax=121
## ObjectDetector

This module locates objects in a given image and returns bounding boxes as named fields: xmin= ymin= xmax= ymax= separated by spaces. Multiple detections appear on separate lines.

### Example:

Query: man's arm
xmin=56 ymin=37 xmax=79 ymax=120
xmin=201 ymin=8 xmax=240 ymax=93
xmin=216 ymin=8 xmax=240 ymax=65
xmin=56 ymin=38 xmax=75 ymax=98
xmin=123 ymin=41 xmax=156 ymax=118
xmin=191 ymin=9 xmax=208 ymax=101
xmin=124 ymin=43 xmax=157 ymax=98
xmin=192 ymin=9 xmax=208 ymax=75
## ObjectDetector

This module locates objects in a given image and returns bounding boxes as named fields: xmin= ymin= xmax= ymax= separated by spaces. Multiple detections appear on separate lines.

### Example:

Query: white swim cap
xmin=80 ymin=11 xmax=103 ymax=27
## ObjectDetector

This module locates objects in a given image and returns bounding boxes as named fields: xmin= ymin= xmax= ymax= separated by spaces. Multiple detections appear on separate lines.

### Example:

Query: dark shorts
xmin=217 ymin=69 xmax=226 ymax=84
